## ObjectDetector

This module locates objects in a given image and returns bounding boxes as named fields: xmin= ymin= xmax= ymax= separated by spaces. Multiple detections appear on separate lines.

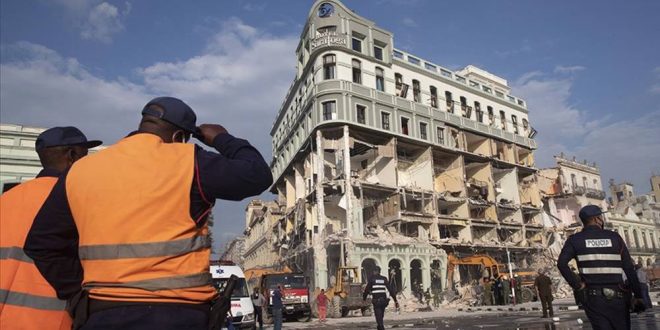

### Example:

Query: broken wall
xmin=397 ymin=147 xmax=434 ymax=190
xmin=433 ymin=153 xmax=464 ymax=195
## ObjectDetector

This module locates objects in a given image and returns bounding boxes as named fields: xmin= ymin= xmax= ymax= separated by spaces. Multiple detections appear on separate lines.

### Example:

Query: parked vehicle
xmin=325 ymin=267 xmax=371 ymax=317
xmin=210 ymin=260 xmax=256 ymax=329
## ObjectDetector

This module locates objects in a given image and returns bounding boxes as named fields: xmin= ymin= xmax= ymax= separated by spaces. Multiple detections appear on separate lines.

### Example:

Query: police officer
xmin=1 ymin=126 xmax=100 ymax=329
xmin=24 ymin=97 xmax=273 ymax=329
xmin=557 ymin=205 xmax=646 ymax=329
xmin=363 ymin=266 xmax=399 ymax=330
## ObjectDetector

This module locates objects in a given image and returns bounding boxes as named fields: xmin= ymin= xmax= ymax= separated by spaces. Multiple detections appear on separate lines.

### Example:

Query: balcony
xmin=585 ymin=188 xmax=606 ymax=200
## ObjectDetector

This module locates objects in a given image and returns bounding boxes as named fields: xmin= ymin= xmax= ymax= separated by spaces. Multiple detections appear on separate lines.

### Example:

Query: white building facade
xmin=254 ymin=0 xmax=545 ymax=295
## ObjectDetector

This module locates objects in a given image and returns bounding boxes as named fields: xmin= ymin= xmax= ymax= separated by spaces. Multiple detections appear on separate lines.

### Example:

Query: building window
xmin=475 ymin=102 xmax=483 ymax=122
xmin=381 ymin=112 xmax=390 ymax=130
xmin=460 ymin=96 xmax=469 ymax=118
xmin=436 ymin=127 xmax=445 ymax=144
xmin=445 ymin=91 xmax=453 ymax=113
xmin=401 ymin=117 xmax=410 ymax=135
xmin=425 ymin=63 xmax=437 ymax=71
xmin=511 ymin=115 xmax=519 ymax=134
xmin=582 ymin=176 xmax=588 ymax=188
xmin=522 ymin=118 xmax=529 ymax=131
xmin=323 ymin=54 xmax=336 ymax=80
xmin=322 ymin=101 xmax=336 ymax=120
xmin=374 ymin=46 xmax=383 ymax=60
xmin=487 ymin=106 xmax=494 ymax=125
xmin=317 ymin=26 xmax=337 ymax=35
xmin=395 ymin=73 xmax=408 ymax=98
xmin=352 ymin=37 xmax=362 ymax=52
xmin=499 ymin=110 xmax=507 ymax=130
xmin=356 ymin=105 xmax=366 ymax=124
xmin=593 ymin=179 xmax=598 ymax=188
xmin=419 ymin=122 xmax=428 ymax=140
xmin=430 ymin=86 xmax=438 ymax=108
xmin=408 ymin=56 xmax=420 ymax=65
xmin=352 ymin=59 xmax=362 ymax=84
xmin=393 ymin=50 xmax=404 ymax=59
xmin=412 ymin=80 xmax=421 ymax=102
xmin=571 ymin=174 xmax=577 ymax=188
xmin=375 ymin=67 xmax=385 ymax=92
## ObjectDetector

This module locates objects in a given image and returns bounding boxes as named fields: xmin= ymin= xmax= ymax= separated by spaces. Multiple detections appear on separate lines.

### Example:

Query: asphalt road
xmin=278 ymin=307 xmax=660 ymax=329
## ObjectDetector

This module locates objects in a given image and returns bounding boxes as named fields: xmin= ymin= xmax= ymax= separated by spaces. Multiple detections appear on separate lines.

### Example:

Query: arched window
xmin=430 ymin=86 xmax=438 ymax=108
xmin=412 ymin=80 xmax=421 ymax=102
xmin=323 ymin=54 xmax=336 ymax=80
xmin=571 ymin=174 xmax=577 ymax=188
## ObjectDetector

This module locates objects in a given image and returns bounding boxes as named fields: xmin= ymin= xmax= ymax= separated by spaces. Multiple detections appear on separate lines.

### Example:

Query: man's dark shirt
xmin=24 ymin=132 xmax=273 ymax=300
xmin=272 ymin=289 xmax=283 ymax=309
xmin=557 ymin=225 xmax=642 ymax=298
xmin=534 ymin=274 xmax=553 ymax=298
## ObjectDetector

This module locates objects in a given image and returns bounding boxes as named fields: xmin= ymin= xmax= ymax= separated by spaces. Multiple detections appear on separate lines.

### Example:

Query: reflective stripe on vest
xmin=85 ymin=272 xmax=212 ymax=292
xmin=576 ymin=254 xmax=621 ymax=262
xmin=579 ymin=267 xmax=623 ymax=275
xmin=0 ymin=289 xmax=66 ymax=311
xmin=79 ymin=235 xmax=211 ymax=260
xmin=0 ymin=246 xmax=34 ymax=263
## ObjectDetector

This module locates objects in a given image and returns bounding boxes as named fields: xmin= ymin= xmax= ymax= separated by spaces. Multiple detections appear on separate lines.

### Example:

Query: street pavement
xmin=261 ymin=298 xmax=660 ymax=330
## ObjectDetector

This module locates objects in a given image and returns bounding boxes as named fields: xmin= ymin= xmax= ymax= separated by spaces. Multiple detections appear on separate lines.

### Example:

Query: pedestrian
xmin=557 ymin=205 xmax=646 ymax=329
xmin=502 ymin=275 xmax=511 ymax=305
xmin=24 ymin=97 xmax=273 ymax=329
xmin=272 ymin=285 xmax=284 ymax=330
xmin=432 ymin=288 xmax=441 ymax=308
xmin=317 ymin=288 xmax=328 ymax=322
xmin=1 ymin=127 xmax=100 ymax=330
xmin=251 ymin=287 xmax=266 ymax=329
xmin=534 ymin=269 xmax=554 ymax=318
xmin=363 ymin=266 xmax=399 ymax=330
xmin=494 ymin=275 xmax=503 ymax=305
xmin=483 ymin=277 xmax=493 ymax=306
xmin=635 ymin=264 xmax=653 ymax=309
xmin=424 ymin=288 xmax=432 ymax=307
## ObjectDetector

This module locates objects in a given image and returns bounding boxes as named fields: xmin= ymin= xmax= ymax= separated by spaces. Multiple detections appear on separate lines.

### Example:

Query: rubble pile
xmin=387 ymin=294 xmax=428 ymax=313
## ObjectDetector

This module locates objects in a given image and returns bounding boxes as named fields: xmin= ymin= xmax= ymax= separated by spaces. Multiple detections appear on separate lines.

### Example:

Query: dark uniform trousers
xmin=372 ymin=297 xmax=389 ymax=330
xmin=81 ymin=305 xmax=208 ymax=330
xmin=584 ymin=293 xmax=630 ymax=330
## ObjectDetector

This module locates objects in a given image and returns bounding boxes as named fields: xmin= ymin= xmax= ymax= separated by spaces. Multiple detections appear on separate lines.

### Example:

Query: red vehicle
xmin=260 ymin=273 xmax=311 ymax=322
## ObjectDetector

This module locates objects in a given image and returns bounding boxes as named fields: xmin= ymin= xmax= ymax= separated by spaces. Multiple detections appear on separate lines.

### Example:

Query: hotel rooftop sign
xmin=310 ymin=31 xmax=347 ymax=51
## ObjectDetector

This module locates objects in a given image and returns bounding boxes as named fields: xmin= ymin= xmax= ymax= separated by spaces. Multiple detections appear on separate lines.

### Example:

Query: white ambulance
xmin=210 ymin=260 xmax=256 ymax=329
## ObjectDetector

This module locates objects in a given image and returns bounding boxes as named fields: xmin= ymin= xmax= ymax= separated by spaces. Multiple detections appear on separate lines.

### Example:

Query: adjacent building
xmin=0 ymin=123 xmax=47 ymax=192
xmin=243 ymin=0 xmax=546 ymax=295
xmin=608 ymin=182 xmax=659 ymax=267
xmin=242 ymin=200 xmax=284 ymax=270
xmin=538 ymin=154 xmax=607 ymax=231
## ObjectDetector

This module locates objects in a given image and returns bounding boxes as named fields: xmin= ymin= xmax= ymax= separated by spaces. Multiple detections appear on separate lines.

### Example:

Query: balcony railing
xmin=628 ymin=246 xmax=657 ymax=254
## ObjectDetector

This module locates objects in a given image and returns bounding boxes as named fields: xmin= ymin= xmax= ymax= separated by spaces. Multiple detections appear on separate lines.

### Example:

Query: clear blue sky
xmin=2 ymin=0 xmax=659 ymax=254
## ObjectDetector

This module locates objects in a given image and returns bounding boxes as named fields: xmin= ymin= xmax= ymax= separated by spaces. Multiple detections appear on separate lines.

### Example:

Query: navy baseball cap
xmin=35 ymin=126 xmax=102 ymax=152
xmin=578 ymin=205 xmax=607 ymax=222
xmin=141 ymin=97 xmax=197 ymax=133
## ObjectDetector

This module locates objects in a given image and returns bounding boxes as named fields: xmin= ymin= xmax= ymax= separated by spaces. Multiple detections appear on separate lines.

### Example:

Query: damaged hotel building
xmin=242 ymin=0 xmax=547 ymax=295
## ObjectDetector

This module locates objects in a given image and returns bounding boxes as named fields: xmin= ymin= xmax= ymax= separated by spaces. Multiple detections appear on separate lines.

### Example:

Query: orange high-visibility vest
xmin=65 ymin=133 xmax=216 ymax=303
xmin=0 ymin=177 xmax=73 ymax=330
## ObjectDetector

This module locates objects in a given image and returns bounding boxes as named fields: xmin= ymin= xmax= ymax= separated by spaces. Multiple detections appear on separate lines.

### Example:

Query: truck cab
xmin=210 ymin=261 xmax=256 ymax=329
xmin=261 ymin=273 xmax=311 ymax=321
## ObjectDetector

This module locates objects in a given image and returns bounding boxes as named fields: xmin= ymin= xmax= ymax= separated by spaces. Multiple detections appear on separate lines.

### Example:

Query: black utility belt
xmin=88 ymin=298 xmax=211 ymax=315
xmin=587 ymin=288 xmax=624 ymax=299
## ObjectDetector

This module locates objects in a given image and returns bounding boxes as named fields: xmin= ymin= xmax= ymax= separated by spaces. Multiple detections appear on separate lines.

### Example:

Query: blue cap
xmin=141 ymin=97 xmax=197 ymax=133
xmin=579 ymin=205 xmax=606 ymax=222
xmin=35 ymin=126 xmax=102 ymax=152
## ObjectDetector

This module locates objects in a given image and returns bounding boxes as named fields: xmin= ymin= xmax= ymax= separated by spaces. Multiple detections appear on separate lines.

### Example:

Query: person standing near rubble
xmin=363 ymin=266 xmax=399 ymax=330
xmin=635 ymin=264 xmax=652 ymax=309
xmin=24 ymin=97 xmax=273 ymax=329
xmin=494 ymin=275 xmax=503 ymax=305
xmin=502 ymin=275 xmax=511 ymax=305
xmin=534 ymin=269 xmax=554 ymax=318
xmin=557 ymin=205 xmax=646 ymax=329
xmin=483 ymin=277 xmax=493 ymax=306
xmin=251 ymin=287 xmax=266 ymax=329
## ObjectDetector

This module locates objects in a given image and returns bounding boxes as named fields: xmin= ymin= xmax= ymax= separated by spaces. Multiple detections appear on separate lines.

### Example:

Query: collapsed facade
xmin=243 ymin=0 xmax=546 ymax=296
